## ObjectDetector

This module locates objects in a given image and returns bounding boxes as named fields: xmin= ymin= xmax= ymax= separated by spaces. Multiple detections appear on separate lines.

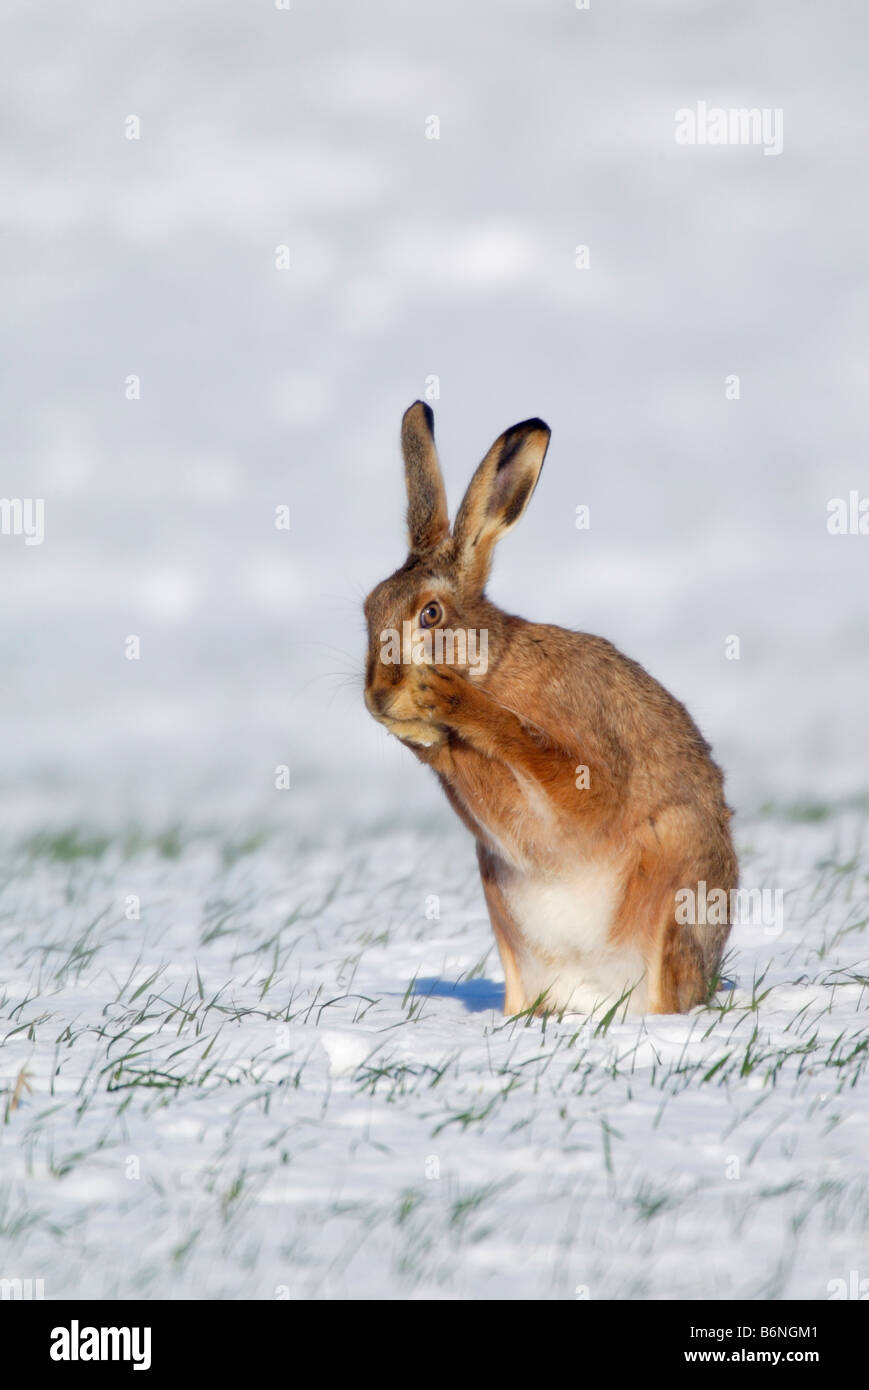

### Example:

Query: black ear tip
xmin=496 ymin=417 xmax=551 ymax=471
xmin=517 ymin=416 xmax=550 ymax=436
xmin=403 ymin=400 xmax=435 ymax=435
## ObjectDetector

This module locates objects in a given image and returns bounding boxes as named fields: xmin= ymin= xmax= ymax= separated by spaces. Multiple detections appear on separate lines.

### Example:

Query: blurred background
xmin=1 ymin=0 xmax=867 ymax=837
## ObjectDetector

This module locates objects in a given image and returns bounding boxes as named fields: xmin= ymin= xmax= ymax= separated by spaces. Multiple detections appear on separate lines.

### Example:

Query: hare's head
xmin=363 ymin=402 xmax=550 ymax=741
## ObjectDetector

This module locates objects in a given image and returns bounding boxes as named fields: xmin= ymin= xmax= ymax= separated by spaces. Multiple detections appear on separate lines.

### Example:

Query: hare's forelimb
xmin=476 ymin=842 xmax=528 ymax=1015
xmin=415 ymin=666 xmax=573 ymax=781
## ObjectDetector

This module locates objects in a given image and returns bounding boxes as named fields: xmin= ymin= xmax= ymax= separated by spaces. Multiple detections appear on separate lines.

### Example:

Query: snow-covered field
xmin=1 ymin=787 xmax=868 ymax=1299
xmin=1 ymin=1 xmax=868 ymax=1300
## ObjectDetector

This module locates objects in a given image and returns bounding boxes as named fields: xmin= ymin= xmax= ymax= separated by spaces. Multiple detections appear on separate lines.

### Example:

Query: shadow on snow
xmin=412 ymin=976 xmax=504 ymax=1013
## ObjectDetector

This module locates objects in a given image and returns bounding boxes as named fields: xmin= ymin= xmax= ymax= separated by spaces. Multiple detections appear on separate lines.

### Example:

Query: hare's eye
xmin=419 ymin=601 xmax=443 ymax=629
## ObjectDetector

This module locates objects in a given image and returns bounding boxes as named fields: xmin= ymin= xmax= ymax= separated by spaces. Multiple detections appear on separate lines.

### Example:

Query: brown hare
xmin=363 ymin=402 xmax=738 ymax=1016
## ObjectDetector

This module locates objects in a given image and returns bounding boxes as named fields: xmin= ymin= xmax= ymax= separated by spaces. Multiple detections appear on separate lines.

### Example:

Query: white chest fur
xmin=502 ymin=863 xmax=648 ymax=1015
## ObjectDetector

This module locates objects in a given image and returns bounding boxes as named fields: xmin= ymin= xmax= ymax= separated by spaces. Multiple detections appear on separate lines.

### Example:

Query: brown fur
xmin=363 ymin=402 xmax=738 ymax=1015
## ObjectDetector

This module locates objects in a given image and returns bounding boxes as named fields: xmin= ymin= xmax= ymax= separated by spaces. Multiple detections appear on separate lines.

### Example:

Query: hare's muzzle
xmin=366 ymin=686 xmax=392 ymax=718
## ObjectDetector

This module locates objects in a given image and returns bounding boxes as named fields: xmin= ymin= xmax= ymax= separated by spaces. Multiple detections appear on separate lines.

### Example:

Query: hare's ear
xmin=451 ymin=418 xmax=550 ymax=593
xmin=401 ymin=401 xmax=449 ymax=554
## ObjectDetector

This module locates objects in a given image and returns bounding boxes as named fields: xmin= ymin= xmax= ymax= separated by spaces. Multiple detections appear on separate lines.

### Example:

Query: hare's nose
xmin=371 ymin=688 xmax=391 ymax=714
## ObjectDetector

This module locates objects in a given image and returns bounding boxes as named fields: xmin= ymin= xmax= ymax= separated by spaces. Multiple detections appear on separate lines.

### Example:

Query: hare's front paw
xmin=414 ymin=665 xmax=465 ymax=724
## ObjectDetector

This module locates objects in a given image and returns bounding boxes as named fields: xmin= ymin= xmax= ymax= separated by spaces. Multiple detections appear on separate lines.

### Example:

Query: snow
xmin=0 ymin=796 xmax=866 ymax=1298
